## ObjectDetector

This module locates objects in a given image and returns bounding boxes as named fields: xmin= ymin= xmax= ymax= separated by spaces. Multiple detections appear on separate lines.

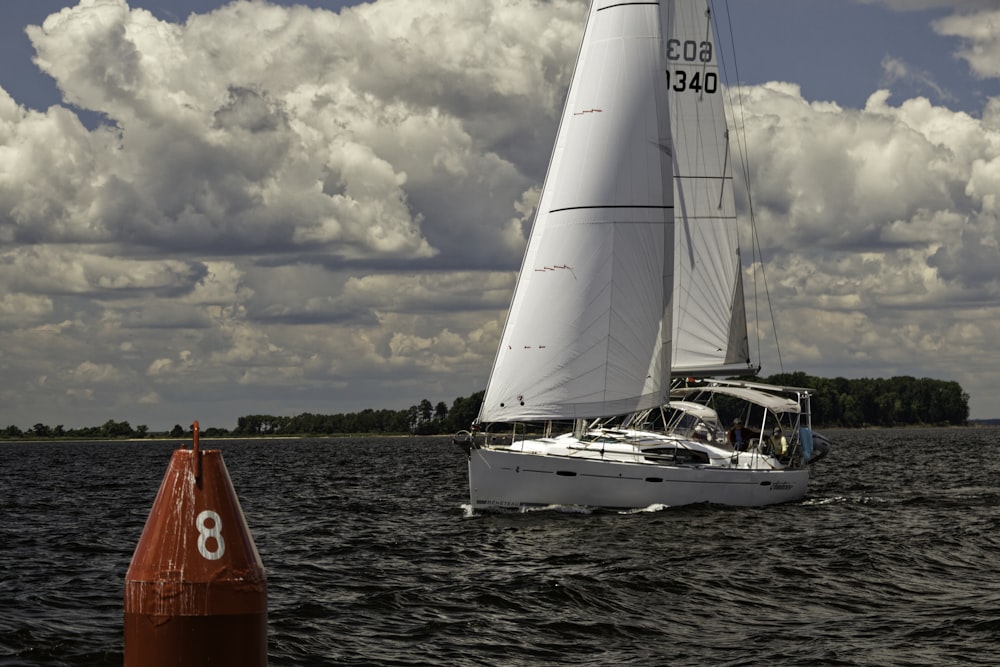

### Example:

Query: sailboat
xmin=455 ymin=0 xmax=830 ymax=510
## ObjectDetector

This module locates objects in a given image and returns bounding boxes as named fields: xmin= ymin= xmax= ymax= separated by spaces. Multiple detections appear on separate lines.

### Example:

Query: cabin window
xmin=643 ymin=447 xmax=709 ymax=465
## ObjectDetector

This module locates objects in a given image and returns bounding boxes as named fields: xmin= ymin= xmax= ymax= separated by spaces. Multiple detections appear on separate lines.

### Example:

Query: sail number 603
xmin=667 ymin=39 xmax=712 ymax=63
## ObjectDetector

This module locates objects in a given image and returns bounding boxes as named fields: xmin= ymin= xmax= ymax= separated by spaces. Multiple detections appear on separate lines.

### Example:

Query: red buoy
xmin=124 ymin=421 xmax=267 ymax=666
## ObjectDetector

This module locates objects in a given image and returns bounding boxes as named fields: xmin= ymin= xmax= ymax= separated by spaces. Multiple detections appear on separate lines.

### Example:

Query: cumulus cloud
xmin=19 ymin=0 xmax=585 ymax=263
xmin=0 ymin=245 xmax=205 ymax=295
xmin=737 ymin=82 xmax=1000 ymax=407
xmin=0 ymin=293 xmax=53 ymax=323
xmin=933 ymin=9 xmax=1000 ymax=79
xmin=0 ymin=0 xmax=590 ymax=427
xmin=858 ymin=0 xmax=998 ymax=11
xmin=1 ymin=0 xmax=1000 ymax=428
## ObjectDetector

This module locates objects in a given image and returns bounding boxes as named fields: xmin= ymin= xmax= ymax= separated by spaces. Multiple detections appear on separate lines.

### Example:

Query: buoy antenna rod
xmin=192 ymin=420 xmax=201 ymax=482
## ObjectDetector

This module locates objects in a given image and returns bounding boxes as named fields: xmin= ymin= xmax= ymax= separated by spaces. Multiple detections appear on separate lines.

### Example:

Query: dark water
xmin=2 ymin=427 xmax=999 ymax=666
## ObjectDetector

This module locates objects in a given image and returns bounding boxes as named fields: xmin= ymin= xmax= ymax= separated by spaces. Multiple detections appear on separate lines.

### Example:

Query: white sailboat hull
xmin=468 ymin=446 xmax=808 ymax=510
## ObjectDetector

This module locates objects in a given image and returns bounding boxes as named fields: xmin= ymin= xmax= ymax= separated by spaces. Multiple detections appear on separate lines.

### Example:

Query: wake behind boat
xmin=457 ymin=0 xmax=831 ymax=511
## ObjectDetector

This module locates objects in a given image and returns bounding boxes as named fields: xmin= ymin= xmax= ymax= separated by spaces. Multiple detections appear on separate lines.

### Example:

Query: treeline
xmin=231 ymin=392 xmax=484 ymax=437
xmin=764 ymin=373 xmax=969 ymax=427
xmin=0 ymin=393 xmax=486 ymax=440
xmin=0 ymin=375 xmax=971 ymax=439
xmin=2 ymin=419 xmax=151 ymax=440
xmin=215 ymin=374 xmax=971 ymax=434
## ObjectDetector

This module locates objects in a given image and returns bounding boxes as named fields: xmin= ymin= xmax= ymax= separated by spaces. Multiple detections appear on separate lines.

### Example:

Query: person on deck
xmin=727 ymin=418 xmax=758 ymax=452
xmin=767 ymin=427 xmax=788 ymax=458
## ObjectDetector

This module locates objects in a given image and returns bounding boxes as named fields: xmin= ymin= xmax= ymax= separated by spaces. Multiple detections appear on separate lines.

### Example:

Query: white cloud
xmin=69 ymin=360 xmax=124 ymax=384
xmin=738 ymin=82 xmax=1000 ymax=414
xmin=881 ymin=55 xmax=955 ymax=104
xmin=858 ymin=0 xmax=998 ymax=11
xmin=17 ymin=0 xmax=589 ymax=265
xmin=0 ymin=245 xmax=204 ymax=295
xmin=933 ymin=10 xmax=1000 ymax=79
xmin=23 ymin=0 xmax=440 ymax=258
xmin=0 ymin=293 xmax=53 ymax=322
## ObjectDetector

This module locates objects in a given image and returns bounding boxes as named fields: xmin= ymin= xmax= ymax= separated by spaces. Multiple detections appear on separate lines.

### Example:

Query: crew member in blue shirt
xmin=727 ymin=418 xmax=758 ymax=451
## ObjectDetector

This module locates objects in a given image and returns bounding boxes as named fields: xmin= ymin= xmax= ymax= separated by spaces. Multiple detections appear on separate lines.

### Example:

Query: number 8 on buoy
xmin=196 ymin=510 xmax=226 ymax=560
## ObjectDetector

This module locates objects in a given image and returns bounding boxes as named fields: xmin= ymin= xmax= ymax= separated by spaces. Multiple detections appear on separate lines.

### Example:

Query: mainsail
xmin=478 ymin=1 xmax=675 ymax=424
xmin=667 ymin=2 xmax=751 ymax=376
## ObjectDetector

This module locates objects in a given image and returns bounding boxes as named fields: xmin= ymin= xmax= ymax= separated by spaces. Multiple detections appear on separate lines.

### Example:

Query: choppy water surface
xmin=2 ymin=427 xmax=999 ymax=666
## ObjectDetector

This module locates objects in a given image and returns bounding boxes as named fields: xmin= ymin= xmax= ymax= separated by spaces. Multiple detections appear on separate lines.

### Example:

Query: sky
xmin=2 ymin=0 xmax=1000 ymax=431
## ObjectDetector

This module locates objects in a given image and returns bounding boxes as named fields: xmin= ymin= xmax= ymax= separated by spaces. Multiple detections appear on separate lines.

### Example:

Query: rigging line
xmin=675 ymin=175 xmax=728 ymax=181
xmin=719 ymin=0 xmax=784 ymax=373
xmin=548 ymin=205 xmax=674 ymax=214
xmin=718 ymin=130 xmax=730 ymax=210
xmin=716 ymin=1 xmax=760 ymax=364
xmin=700 ymin=5 xmax=712 ymax=104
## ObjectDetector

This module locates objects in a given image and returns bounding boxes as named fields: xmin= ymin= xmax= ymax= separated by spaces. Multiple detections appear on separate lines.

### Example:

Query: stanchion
xmin=124 ymin=421 xmax=267 ymax=666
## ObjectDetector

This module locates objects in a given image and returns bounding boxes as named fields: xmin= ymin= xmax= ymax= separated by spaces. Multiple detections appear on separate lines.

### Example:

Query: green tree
xmin=760 ymin=373 xmax=969 ymax=426
xmin=444 ymin=391 xmax=484 ymax=432
xmin=100 ymin=419 xmax=133 ymax=437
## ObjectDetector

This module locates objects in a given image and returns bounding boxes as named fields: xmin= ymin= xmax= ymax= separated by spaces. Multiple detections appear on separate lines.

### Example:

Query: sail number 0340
xmin=666 ymin=39 xmax=717 ymax=94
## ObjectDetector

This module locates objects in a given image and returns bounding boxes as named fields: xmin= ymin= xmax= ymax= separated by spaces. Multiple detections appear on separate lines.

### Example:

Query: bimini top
xmin=671 ymin=385 xmax=802 ymax=414
xmin=666 ymin=400 xmax=720 ymax=422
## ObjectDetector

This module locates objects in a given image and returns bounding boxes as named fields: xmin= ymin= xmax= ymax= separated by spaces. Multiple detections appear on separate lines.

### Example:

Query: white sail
xmin=667 ymin=1 xmax=751 ymax=376
xmin=478 ymin=0 xmax=675 ymax=424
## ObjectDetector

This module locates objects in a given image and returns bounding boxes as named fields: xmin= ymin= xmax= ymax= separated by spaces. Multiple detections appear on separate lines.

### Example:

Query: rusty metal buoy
xmin=124 ymin=421 xmax=267 ymax=666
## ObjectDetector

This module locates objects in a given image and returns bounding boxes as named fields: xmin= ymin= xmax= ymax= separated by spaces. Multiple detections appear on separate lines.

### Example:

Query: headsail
xmin=478 ymin=1 xmax=675 ymax=424
xmin=667 ymin=2 xmax=752 ymax=376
